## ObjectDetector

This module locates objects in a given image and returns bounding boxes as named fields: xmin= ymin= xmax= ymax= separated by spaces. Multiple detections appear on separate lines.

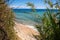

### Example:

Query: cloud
xmin=9 ymin=5 xmax=31 ymax=9
xmin=35 ymin=6 xmax=46 ymax=9
xmin=10 ymin=5 xmax=56 ymax=9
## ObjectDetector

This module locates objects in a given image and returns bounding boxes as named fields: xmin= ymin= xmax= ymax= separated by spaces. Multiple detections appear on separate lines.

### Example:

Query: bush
xmin=0 ymin=0 xmax=18 ymax=40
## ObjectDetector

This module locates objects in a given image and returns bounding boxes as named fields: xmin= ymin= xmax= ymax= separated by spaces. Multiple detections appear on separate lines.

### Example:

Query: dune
xmin=14 ymin=22 xmax=40 ymax=40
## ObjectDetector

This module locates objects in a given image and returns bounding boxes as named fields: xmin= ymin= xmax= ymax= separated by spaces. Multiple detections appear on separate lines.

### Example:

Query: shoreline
xmin=15 ymin=19 xmax=39 ymax=26
xmin=14 ymin=21 xmax=38 ymax=31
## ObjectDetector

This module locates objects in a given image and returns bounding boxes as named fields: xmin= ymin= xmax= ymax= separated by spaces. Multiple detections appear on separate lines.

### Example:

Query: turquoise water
xmin=13 ymin=9 xmax=59 ymax=25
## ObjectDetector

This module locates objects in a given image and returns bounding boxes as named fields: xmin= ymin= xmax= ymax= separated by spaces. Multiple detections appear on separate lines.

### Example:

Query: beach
xmin=14 ymin=22 xmax=39 ymax=40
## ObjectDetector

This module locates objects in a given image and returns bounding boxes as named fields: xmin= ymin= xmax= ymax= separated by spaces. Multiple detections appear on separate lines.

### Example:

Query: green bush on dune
xmin=27 ymin=0 xmax=60 ymax=40
xmin=35 ymin=0 xmax=60 ymax=40
xmin=36 ymin=11 xmax=60 ymax=40
xmin=0 ymin=0 xmax=18 ymax=40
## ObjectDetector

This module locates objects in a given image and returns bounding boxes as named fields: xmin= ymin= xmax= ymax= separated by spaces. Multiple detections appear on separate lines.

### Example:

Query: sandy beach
xmin=14 ymin=22 xmax=39 ymax=40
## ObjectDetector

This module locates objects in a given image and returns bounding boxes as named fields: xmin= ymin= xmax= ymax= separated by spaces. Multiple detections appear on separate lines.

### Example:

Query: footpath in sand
xmin=14 ymin=22 xmax=39 ymax=40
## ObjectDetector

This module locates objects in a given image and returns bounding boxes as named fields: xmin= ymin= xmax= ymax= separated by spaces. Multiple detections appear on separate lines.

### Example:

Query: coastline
xmin=14 ymin=21 xmax=38 ymax=31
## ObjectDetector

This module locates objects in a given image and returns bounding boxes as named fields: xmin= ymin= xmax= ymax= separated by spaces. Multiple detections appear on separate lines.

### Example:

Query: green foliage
xmin=0 ymin=0 xmax=18 ymax=40
xmin=45 ymin=0 xmax=60 ymax=9
xmin=27 ymin=2 xmax=36 ymax=12
xmin=27 ymin=1 xmax=60 ymax=40
xmin=36 ymin=11 xmax=60 ymax=40
xmin=45 ymin=0 xmax=53 ymax=7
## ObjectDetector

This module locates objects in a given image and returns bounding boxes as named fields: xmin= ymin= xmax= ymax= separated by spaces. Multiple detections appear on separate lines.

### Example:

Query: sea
xmin=13 ymin=9 xmax=60 ymax=26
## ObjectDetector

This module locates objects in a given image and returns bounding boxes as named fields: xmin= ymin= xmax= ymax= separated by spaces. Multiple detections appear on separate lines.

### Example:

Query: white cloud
xmin=35 ymin=6 xmax=46 ymax=9
xmin=10 ymin=5 xmax=57 ymax=9
xmin=9 ymin=5 xmax=31 ymax=9
xmin=9 ymin=4 xmax=47 ymax=9
xmin=9 ymin=5 xmax=56 ymax=9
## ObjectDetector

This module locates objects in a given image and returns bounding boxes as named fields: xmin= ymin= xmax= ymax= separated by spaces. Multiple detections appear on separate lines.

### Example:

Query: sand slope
xmin=14 ymin=22 xmax=39 ymax=40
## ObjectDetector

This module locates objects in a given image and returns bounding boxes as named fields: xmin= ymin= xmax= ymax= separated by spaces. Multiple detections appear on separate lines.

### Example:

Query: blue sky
xmin=8 ymin=0 xmax=56 ymax=9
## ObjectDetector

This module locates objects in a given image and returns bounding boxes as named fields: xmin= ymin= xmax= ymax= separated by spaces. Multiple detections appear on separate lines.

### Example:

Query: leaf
xmin=48 ymin=0 xmax=53 ymax=7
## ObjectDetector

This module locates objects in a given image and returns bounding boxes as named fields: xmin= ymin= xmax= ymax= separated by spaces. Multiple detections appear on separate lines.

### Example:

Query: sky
xmin=7 ymin=0 xmax=56 ymax=9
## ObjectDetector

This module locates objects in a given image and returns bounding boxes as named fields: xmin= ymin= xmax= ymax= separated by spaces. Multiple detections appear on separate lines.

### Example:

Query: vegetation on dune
xmin=36 ymin=11 xmax=60 ymax=40
xmin=27 ymin=0 xmax=60 ymax=40
xmin=0 ymin=0 xmax=19 ymax=40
